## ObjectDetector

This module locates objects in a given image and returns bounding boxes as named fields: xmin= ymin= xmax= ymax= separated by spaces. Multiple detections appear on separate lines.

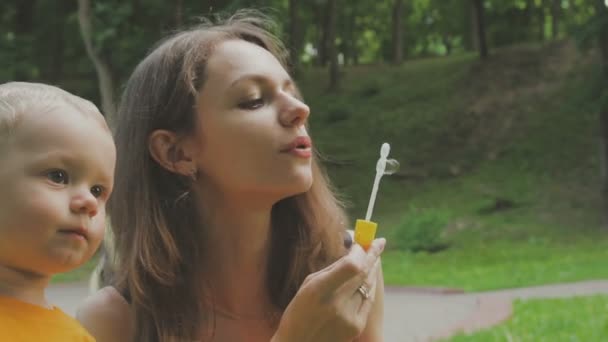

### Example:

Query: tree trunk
xmin=595 ymin=0 xmax=608 ymax=220
xmin=48 ymin=1 xmax=72 ymax=82
xmin=327 ymin=0 xmax=339 ymax=91
xmin=343 ymin=7 xmax=356 ymax=65
xmin=470 ymin=1 xmax=479 ymax=51
xmin=15 ymin=0 xmax=35 ymax=35
xmin=539 ymin=0 xmax=546 ymax=41
xmin=392 ymin=0 xmax=404 ymax=64
xmin=443 ymin=35 xmax=453 ymax=55
xmin=524 ymin=0 xmax=534 ymax=26
xmin=77 ymin=0 xmax=117 ymax=123
xmin=472 ymin=0 xmax=488 ymax=59
xmin=14 ymin=0 xmax=36 ymax=80
xmin=131 ymin=0 xmax=142 ymax=25
xmin=175 ymin=0 xmax=183 ymax=28
xmin=316 ymin=1 xmax=330 ymax=67
xmin=288 ymin=0 xmax=300 ymax=72
xmin=550 ymin=0 xmax=560 ymax=40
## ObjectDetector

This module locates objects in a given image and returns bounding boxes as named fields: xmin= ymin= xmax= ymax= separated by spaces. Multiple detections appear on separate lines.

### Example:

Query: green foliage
xmin=0 ymin=0 xmax=603 ymax=89
xmin=391 ymin=208 xmax=451 ymax=253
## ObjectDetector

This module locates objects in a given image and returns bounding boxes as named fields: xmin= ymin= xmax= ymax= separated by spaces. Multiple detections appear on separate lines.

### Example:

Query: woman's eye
xmin=46 ymin=170 xmax=69 ymax=184
xmin=90 ymin=185 xmax=104 ymax=198
xmin=238 ymin=98 xmax=264 ymax=110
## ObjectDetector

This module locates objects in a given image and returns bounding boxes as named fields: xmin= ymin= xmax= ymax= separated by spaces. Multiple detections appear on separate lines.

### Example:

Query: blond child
xmin=0 ymin=82 xmax=115 ymax=341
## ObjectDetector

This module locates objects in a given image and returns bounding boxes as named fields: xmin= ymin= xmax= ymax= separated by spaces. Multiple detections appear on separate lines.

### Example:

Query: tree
xmin=288 ymin=0 xmax=301 ymax=72
xmin=14 ymin=0 xmax=35 ymax=80
xmin=46 ymin=2 xmax=74 ymax=83
xmin=550 ymin=0 xmax=561 ymax=39
xmin=175 ymin=0 xmax=183 ymax=28
xmin=327 ymin=0 xmax=339 ymax=90
xmin=472 ymin=0 xmax=488 ymax=59
xmin=539 ymin=0 xmax=547 ymax=41
xmin=77 ymin=0 xmax=116 ymax=122
xmin=392 ymin=0 xmax=404 ymax=64
xmin=315 ymin=0 xmax=330 ymax=66
xmin=595 ymin=0 xmax=608 ymax=217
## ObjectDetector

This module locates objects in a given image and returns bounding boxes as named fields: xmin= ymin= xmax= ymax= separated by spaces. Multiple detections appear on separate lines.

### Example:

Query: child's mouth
xmin=58 ymin=227 xmax=88 ymax=241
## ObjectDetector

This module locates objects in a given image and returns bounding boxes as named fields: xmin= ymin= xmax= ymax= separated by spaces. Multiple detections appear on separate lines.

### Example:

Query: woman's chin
xmin=272 ymin=177 xmax=313 ymax=201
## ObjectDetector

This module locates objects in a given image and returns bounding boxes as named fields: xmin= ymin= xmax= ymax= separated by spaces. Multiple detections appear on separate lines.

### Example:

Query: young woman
xmin=77 ymin=11 xmax=385 ymax=342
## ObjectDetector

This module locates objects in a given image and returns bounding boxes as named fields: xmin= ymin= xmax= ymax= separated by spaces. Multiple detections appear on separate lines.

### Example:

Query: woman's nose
xmin=279 ymin=95 xmax=310 ymax=127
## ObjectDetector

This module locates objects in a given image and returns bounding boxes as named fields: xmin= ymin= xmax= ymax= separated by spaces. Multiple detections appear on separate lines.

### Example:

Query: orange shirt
xmin=0 ymin=295 xmax=95 ymax=341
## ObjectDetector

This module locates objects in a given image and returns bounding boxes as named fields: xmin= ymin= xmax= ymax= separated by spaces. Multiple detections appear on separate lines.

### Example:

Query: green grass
xmin=298 ymin=41 xmax=608 ymax=291
xmin=382 ymin=238 xmax=608 ymax=291
xmin=51 ymin=256 xmax=98 ymax=284
xmin=52 ymin=41 xmax=608 ymax=292
xmin=447 ymin=295 xmax=608 ymax=341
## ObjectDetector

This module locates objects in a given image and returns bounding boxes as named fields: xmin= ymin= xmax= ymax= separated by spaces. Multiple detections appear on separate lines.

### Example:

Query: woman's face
xmin=192 ymin=39 xmax=312 ymax=203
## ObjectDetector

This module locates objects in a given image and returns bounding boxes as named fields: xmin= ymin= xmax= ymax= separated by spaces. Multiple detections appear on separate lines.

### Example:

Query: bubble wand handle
xmin=365 ymin=167 xmax=383 ymax=220
xmin=356 ymin=143 xmax=390 ymax=250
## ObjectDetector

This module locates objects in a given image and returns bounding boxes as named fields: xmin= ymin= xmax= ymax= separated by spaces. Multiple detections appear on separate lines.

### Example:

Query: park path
xmin=47 ymin=280 xmax=608 ymax=341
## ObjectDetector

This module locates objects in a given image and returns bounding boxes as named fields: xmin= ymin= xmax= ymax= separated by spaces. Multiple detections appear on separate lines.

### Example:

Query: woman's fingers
xmin=339 ymin=238 xmax=385 ymax=295
xmin=308 ymin=243 xmax=367 ymax=292
xmin=301 ymin=238 xmax=385 ymax=306
xmin=325 ymin=258 xmax=382 ymax=338
xmin=357 ymin=259 xmax=381 ymax=311
xmin=277 ymin=239 xmax=386 ymax=342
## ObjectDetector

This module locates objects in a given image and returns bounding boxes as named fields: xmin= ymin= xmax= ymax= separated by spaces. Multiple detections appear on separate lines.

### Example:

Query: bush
xmin=392 ymin=208 xmax=451 ymax=253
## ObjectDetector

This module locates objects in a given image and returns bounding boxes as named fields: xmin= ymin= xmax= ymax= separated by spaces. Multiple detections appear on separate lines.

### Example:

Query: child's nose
xmin=70 ymin=189 xmax=99 ymax=217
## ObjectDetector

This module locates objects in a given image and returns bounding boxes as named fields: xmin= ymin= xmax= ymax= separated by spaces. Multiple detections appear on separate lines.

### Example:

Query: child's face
xmin=0 ymin=103 xmax=115 ymax=277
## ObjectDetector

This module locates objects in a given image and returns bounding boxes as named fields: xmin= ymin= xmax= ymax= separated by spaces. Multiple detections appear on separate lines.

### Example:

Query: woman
xmin=77 ymin=11 xmax=385 ymax=342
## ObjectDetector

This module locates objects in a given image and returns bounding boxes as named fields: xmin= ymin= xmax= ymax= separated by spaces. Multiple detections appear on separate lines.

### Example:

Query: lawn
xmin=55 ymin=42 xmax=608 ymax=294
xmin=51 ymin=256 xmax=98 ymax=284
xmin=447 ymin=295 xmax=608 ymax=341
xmin=299 ymin=41 xmax=607 ymax=291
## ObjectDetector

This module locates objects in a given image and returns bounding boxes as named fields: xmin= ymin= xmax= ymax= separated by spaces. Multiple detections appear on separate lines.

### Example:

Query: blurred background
xmin=3 ymin=0 xmax=608 ymax=340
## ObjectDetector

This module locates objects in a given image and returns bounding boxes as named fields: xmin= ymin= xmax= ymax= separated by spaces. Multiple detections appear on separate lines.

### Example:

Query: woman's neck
xmin=0 ymin=264 xmax=51 ymax=308
xmin=199 ymin=196 xmax=277 ymax=316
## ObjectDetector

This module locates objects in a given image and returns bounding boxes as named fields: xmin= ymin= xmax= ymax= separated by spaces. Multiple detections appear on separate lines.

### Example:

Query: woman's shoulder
xmin=76 ymin=286 xmax=133 ymax=342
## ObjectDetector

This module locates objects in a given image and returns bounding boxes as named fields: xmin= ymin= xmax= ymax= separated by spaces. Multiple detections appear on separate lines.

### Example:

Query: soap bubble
xmin=384 ymin=159 xmax=400 ymax=175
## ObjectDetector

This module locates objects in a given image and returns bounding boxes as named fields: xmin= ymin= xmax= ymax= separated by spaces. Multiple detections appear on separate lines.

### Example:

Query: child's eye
xmin=46 ymin=170 xmax=69 ymax=184
xmin=238 ymin=98 xmax=264 ymax=110
xmin=90 ymin=185 xmax=104 ymax=198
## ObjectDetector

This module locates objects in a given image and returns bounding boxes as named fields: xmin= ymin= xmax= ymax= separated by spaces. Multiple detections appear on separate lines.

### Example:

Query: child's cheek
xmin=21 ymin=189 xmax=65 ymax=232
xmin=88 ymin=209 xmax=106 ymax=251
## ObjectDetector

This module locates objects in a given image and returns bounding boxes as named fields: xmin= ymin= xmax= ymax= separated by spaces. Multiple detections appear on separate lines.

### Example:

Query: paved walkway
xmin=47 ymin=280 xmax=608 ymax=341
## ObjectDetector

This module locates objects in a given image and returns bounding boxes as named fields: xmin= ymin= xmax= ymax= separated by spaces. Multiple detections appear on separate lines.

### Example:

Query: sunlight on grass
xmin=447 ymin=296 xmax=608 ymax=341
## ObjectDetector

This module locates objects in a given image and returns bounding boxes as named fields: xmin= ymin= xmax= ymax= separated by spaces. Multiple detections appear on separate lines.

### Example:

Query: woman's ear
xmin=148 ymin=129 xmax=198 ymax=176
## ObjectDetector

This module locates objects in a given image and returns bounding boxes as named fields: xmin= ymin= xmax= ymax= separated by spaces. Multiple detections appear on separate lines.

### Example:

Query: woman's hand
xmin=272 ymin=238 xmax=386 ymax=342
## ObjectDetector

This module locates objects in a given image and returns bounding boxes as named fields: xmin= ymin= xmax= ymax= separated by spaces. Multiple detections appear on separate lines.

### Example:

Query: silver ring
xmin=357 ymin=284 xmax=370 ymax=300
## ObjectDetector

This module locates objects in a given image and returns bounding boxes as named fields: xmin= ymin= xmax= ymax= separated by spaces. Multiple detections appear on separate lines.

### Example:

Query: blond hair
xmin=0 ymin=82 xmax=105 ymax=149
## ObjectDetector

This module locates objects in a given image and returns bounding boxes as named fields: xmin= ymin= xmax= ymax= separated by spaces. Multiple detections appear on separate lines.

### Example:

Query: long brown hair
xmin=107 ymin=10 xmax=348 ymax=341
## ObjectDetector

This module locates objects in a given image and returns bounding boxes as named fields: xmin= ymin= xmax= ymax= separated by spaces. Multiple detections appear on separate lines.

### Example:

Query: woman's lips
xmin=281 ymin=136 xmax=313 ymax=158
xmin=287 ymin=148 xmax=312 ymax=158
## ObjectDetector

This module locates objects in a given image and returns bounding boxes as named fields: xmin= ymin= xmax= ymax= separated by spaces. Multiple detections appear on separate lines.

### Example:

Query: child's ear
xmin=148 ymin=129 xmax=198 ymax=176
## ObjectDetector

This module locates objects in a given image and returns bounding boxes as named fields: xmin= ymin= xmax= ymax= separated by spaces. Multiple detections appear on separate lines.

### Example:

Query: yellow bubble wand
xmin=354 ymin=143 xmax=399 ymax=250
